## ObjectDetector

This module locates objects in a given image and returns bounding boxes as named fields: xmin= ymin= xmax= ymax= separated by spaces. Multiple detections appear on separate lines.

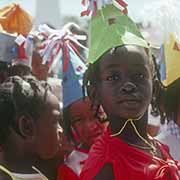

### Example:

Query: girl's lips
xmin=117 ymin=99 xmax=143 ymax=109
xmin=116 ymin=95 xmax=143 ymax=104
xmin=117 ymin=99 xmax=141 ymax=104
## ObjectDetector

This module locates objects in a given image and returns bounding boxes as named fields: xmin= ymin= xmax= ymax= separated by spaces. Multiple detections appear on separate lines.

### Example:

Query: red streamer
xmin=18 ymin=42 xmax=28 ymax=60
xmin=116 ymin=0 xmax=128 ymax=7
xmin=63 ymin=43 xmax=70 ymax=72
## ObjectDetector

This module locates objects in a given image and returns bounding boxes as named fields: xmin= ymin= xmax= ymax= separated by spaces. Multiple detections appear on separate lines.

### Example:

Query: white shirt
xmin=156 ymin=120 xmax=180 ymax=161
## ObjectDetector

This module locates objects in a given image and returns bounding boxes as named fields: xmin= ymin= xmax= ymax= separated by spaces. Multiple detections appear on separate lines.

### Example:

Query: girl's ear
xmin=18 ymin=116 xmax=35 ymax=140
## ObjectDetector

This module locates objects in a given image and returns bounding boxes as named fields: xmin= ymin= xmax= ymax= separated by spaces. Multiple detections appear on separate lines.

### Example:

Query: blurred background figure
xmin=147 ymin=53 xmax=161 ymax=137
xmin=154 ymin=34 xmax=180 ymax=161
xmin=33 ymin=22 xmax=104 ymax=180
xmin=0 ymin=3 xmax=33 ymax=79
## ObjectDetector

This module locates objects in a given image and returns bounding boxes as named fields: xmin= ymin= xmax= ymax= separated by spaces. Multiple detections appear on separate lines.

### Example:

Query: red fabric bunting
xmin=18 ymin=42 xmax=28 ymax=60
xmin=63 ymin=43 xmax=70 ymax=72
xmin=92 ymin=1 xmax=97 ymax=16
xmin=116 ymin=0 xmax=128 ymax=8
xmin=48 ymin=43 xmax=61 ymax=67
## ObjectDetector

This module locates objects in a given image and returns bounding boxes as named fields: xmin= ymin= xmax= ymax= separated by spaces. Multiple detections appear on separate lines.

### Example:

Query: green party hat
xmin=81 ymin=0 xmax=148 ymax=63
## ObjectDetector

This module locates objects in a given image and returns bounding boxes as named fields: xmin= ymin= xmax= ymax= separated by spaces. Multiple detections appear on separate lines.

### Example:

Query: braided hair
xmin=149 ymin=54 xmax=180 ymax=124
xmin=0 ymin=75 xmax=51 ymax=146
xmin=150 ymin=54 xmax=166 ymax=124
xmin=161 ymin=78 xmax=180 ymax=124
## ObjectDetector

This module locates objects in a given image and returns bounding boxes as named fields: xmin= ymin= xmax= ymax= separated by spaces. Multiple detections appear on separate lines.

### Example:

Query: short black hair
xmin=7 ymin=64 xmax=31 ymax=77
xmin=0 ymin=75 xmax=51 ymax=145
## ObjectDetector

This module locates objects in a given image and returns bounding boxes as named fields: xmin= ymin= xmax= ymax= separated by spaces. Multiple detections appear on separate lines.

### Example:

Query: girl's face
xmin=96 ymin=46 xmax=152 ymax=120
xmin=33 ymin=93 xmax=62 ymax=159
xmin=69 ymin=97 xmax=104 ymax=148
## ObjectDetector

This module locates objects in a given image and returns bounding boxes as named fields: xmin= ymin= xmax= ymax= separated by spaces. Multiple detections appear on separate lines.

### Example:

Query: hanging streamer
xmin=81 ymin=0 xmax=128 ymax=16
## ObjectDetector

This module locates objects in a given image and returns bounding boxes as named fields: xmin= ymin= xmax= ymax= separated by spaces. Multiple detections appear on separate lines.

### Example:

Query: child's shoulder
xmin=0 ymin=167 xmax=13 ymax=180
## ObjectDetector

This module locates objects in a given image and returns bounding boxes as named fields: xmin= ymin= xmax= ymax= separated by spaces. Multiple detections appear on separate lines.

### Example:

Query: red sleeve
xmin=80 ymin=139 xmax=109 ymax=180
xmin=57 ymin=164 xmax=79 ymax=180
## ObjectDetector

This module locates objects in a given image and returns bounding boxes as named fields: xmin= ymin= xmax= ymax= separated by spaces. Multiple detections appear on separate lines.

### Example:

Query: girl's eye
xmin=106 ymin=74 xmax=120 ymax=81
xmin=134 ymin=73 xmax=146 ymax=80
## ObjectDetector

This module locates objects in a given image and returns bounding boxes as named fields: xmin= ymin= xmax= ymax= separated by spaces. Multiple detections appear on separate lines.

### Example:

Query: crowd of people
xmin=0 ymin=0 xmax=180 ymax=180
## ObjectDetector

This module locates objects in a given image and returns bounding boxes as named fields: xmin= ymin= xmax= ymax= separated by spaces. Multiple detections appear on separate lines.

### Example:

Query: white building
xmin=35 ymin=0 xmax=61 ymax=28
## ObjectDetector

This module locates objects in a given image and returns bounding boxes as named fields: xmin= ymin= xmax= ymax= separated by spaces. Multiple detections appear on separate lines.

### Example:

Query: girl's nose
xmin=121 ymin=81 xmax=137 ymax=93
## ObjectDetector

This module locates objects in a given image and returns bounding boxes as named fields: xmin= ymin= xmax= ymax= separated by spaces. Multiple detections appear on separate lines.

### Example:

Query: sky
xmin=0 ymin=0 xmax=179 ymax=45
xmin=60 ymin=0 xmax=154 ymax=21
xmin=0 ymin=0 xmax=157 ymax=21
xmin=0 ymin=0 xmax=179 ymax=23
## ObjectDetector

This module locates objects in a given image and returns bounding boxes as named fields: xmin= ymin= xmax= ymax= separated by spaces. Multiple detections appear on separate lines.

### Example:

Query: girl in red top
xmin=58 ymin=97 xmax=105 ymax=180
xmin=79 ymin=1 xmax=180 ymax=179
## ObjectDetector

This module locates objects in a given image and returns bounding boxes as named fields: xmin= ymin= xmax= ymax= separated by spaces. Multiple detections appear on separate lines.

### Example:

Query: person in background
xmin=58 ymin=96 xmax=105 ymax=180
xmin=0 ymin=31 xmax=33 ymax=78
xmin=155 ymin=36 xmax=180 ymax=161
xmin=0 ymin=76 xmax=62 ymax=180
xmin=0 ymin=32 xmax=21 ymax=82
xmin=57 ymin=29 xmax=105 ymax=179
xmin=31 ymin=24 xmax=97 ymax=179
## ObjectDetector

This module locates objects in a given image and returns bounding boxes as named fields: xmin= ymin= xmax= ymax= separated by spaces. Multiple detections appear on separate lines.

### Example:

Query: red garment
xmin=80 ymin=131 xmax=180 ymax=180
xmin=58 ymin=164 xmax=79 ymax=180
xmin=58 ymin=148 xmax=89 ymax=180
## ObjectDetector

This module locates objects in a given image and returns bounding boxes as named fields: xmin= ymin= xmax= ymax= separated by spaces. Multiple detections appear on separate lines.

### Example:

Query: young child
xmin=36 ymin=23 xmax=105 ymax=179
xmin=58 ymin=97 xmax=105 ymax=180
xmin=0 ymin=75 xmax=62 ymax=180
xmin=0 ymin=31 xmax=33 ymax=78
xmin=79 ymin=1 xmax=180 ymax=179
xmin=155 ymin=34 xmax=180 ymax=161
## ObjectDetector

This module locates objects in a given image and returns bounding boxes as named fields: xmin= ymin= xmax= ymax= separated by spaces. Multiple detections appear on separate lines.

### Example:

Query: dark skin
xmin=0 ymin=62 xmax=8 ymax=83
xmin=0 ymin=172 xmax=12 ymax=180
xmin=92 ymin=45 xmax=162 ymax=180
xmin=35 ymin=154 xmax=64 ymax=180
xmin=0 ymin=92 xmax=63 ymax=180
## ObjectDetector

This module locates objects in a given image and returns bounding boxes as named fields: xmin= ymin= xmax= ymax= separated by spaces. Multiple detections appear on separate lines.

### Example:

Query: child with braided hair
xmin=155 ymin=35 xmax=180 ymax=161
xmin=0 ymin=75 xmax=62 ymax=180
xmin=79 ymin=1 xmax=180 ymax=180
xmin=54 ymin=22 xmax=105 ymax=180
